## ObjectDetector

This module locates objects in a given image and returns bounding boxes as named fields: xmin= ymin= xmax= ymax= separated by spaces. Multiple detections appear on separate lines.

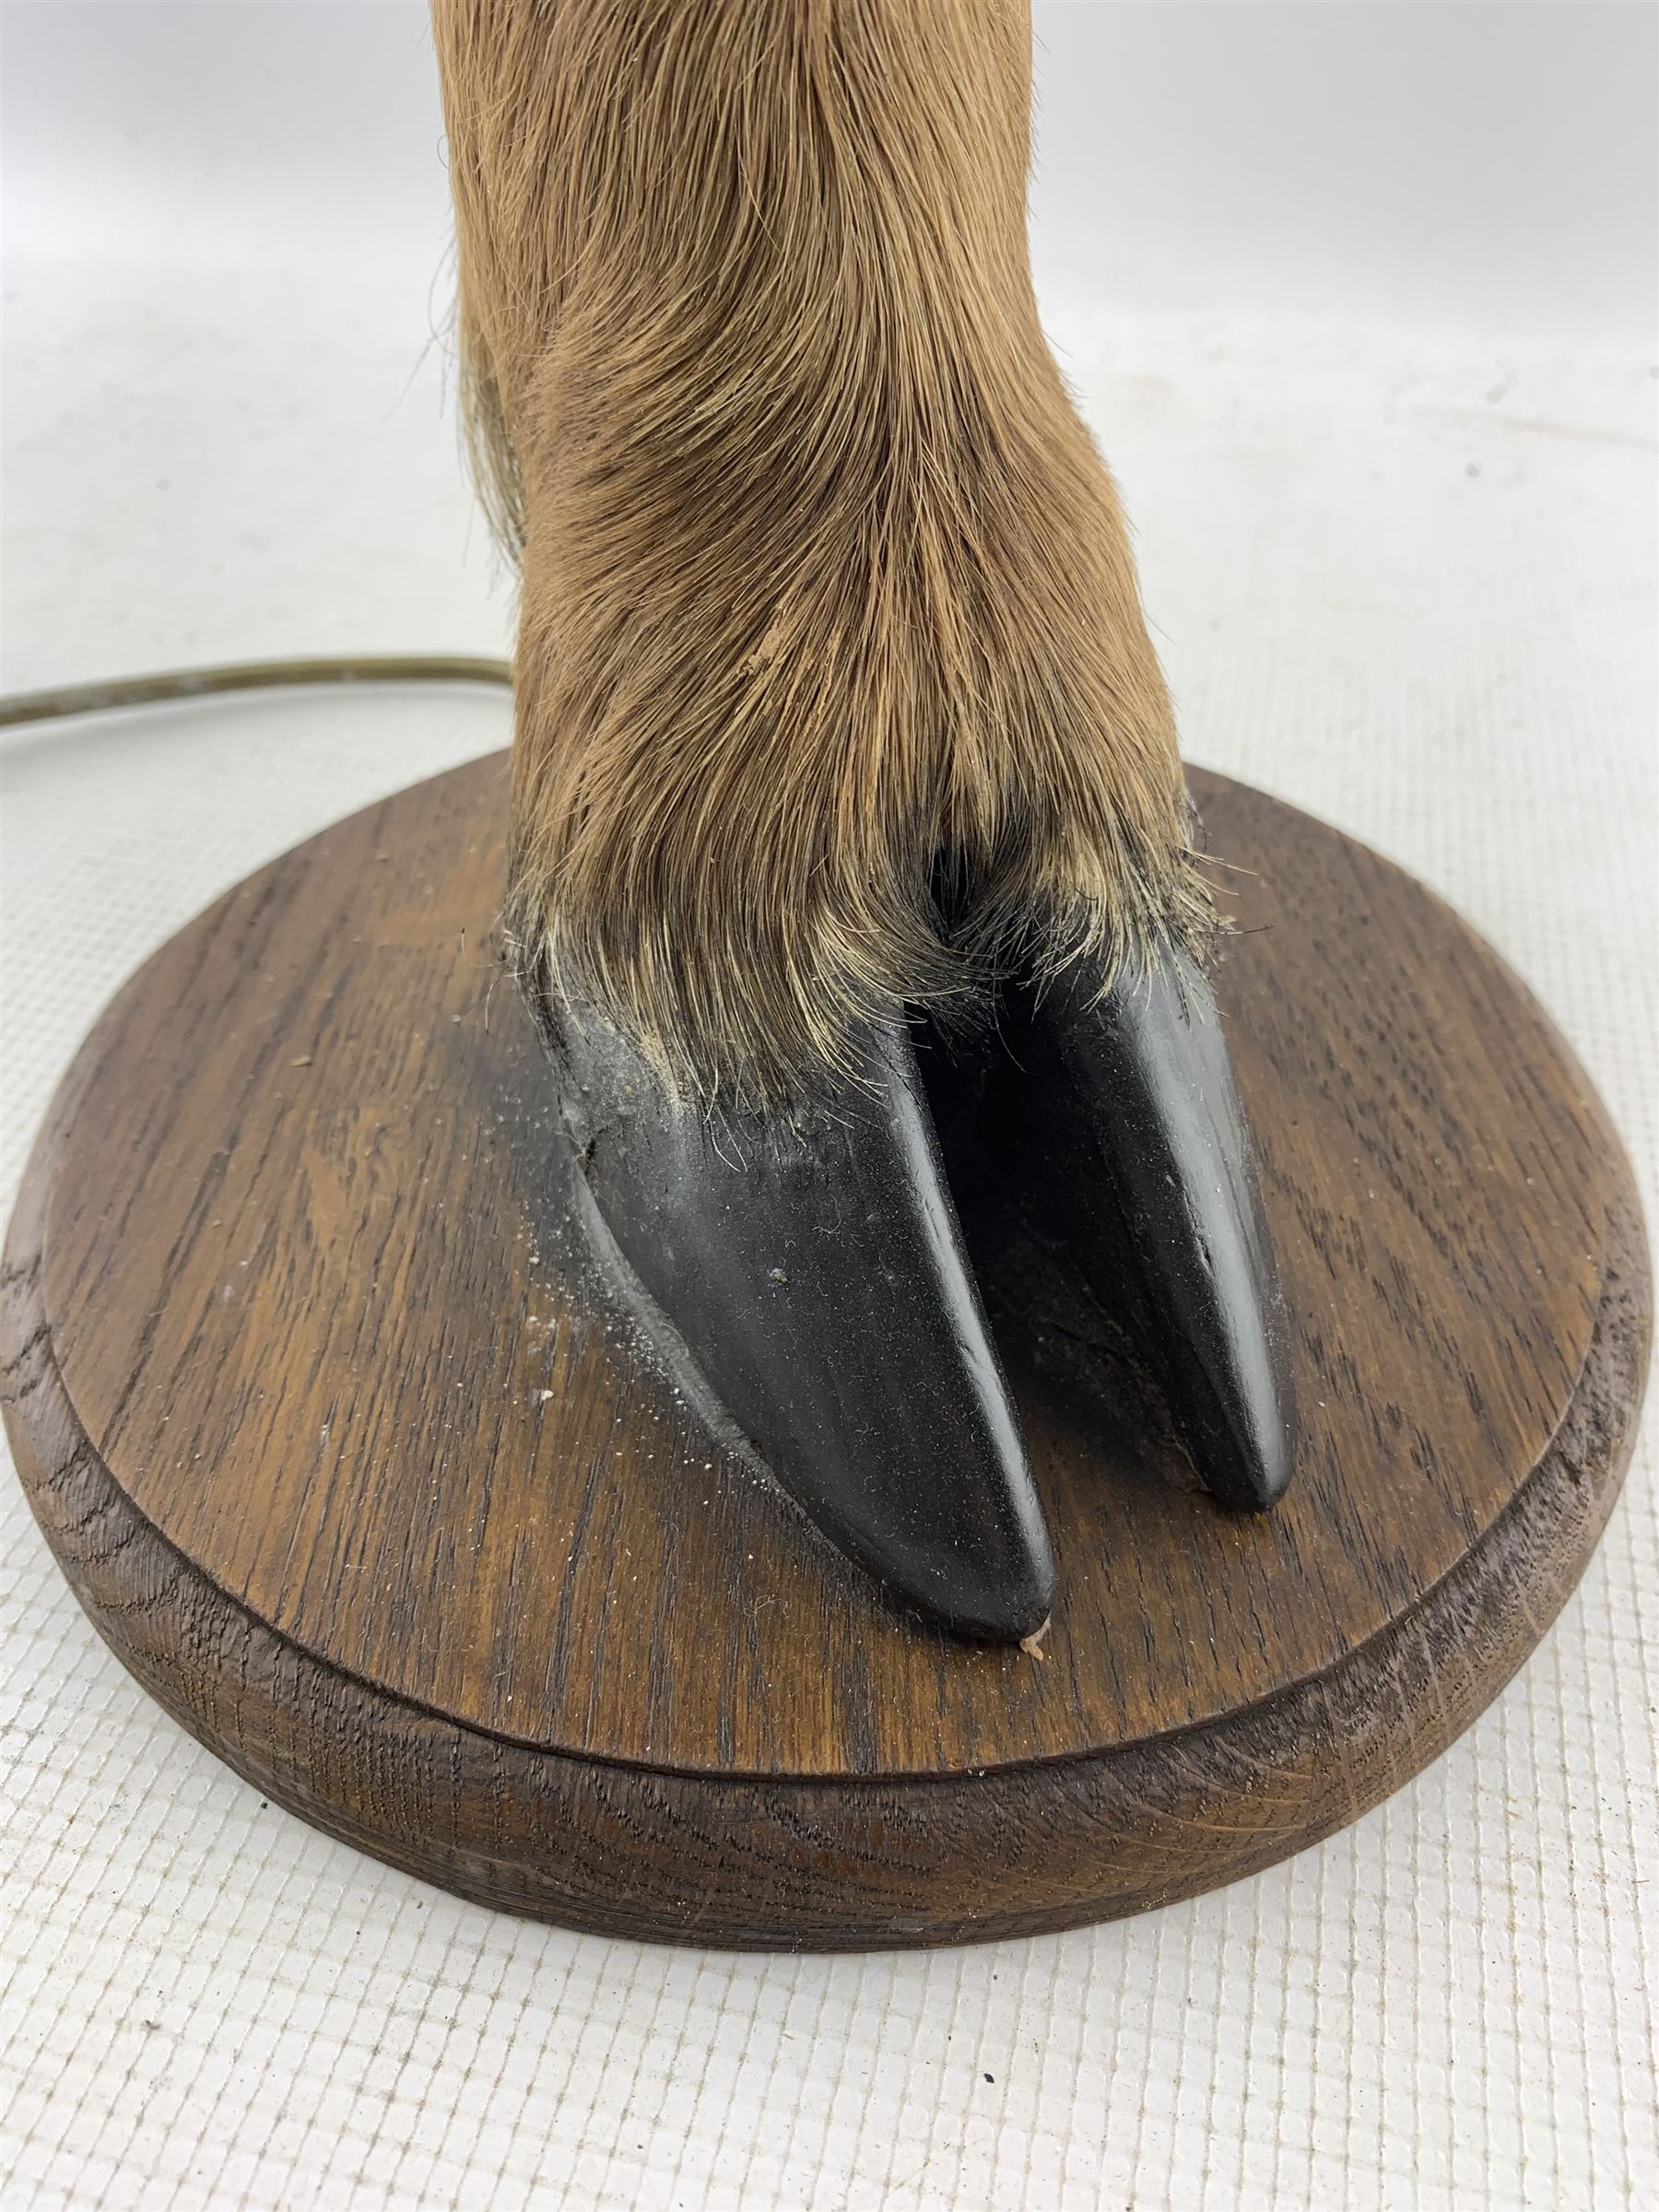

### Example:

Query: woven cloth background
xmin=3 ymin=6 xmax=1654 ymax=2206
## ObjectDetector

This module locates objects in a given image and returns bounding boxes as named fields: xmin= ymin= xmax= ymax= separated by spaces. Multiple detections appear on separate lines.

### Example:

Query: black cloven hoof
xmin=1009 ymin=943 xmax=1298 ymax=1512
xmin=534 ymin=937 xmax=1297 ymax=1641
xmin=544 ymin=995 xmax=1056 ymax=1644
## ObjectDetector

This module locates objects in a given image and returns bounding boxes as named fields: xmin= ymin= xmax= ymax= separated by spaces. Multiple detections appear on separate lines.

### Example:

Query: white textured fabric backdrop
xmin=2 ymin=5 xmax=1654 ymax=2207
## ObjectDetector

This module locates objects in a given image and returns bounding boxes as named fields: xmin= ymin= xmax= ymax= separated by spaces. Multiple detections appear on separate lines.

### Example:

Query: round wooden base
xmin=4 ymin=759 xmax=1649 ymax=1949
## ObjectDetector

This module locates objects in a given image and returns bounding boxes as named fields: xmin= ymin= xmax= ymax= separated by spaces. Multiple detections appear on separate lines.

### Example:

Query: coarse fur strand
xmin=433 ymin=0 xmax=1212 ymax=1104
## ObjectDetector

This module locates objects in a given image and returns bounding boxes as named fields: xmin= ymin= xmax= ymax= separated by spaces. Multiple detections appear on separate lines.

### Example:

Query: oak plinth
xmin=4 ymin=756 xmax=1648 ymax=1947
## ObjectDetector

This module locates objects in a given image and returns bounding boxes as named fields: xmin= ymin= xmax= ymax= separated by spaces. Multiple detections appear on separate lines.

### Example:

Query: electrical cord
xmin=0 ymin=654 xmax=513 ymax=732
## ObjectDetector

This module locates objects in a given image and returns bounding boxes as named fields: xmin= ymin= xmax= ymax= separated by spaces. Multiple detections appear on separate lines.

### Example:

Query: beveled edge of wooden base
xmin=3 ymin=1112 xmax=1648 ymax=1951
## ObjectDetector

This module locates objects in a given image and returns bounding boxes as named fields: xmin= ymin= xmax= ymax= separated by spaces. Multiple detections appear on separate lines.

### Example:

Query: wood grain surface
xmin=4 ymin=756 xmax=1649 ymax=1947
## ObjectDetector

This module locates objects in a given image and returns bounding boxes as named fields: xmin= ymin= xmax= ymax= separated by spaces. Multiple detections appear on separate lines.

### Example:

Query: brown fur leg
xmin=434 ymin=0 xmax=1209 ymax=1103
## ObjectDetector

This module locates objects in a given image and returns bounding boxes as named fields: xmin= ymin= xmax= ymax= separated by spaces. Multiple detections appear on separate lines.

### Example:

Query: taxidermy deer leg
xmin=433 ymin=0 xmax=1296 ymax=1639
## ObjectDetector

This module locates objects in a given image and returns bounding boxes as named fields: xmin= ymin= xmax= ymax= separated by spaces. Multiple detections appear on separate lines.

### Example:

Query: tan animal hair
xmin=433 ymin=0 xmax=1210 ymax=1104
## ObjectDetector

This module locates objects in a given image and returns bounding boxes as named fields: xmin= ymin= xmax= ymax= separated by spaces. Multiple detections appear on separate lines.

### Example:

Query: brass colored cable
xmin=0 ymin=654 xmax=512 ymax=731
